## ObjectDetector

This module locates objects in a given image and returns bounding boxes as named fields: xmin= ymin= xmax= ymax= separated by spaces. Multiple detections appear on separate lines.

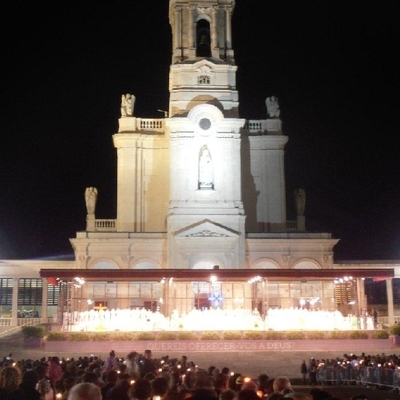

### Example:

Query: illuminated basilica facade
xmin=0 ymin=0 xmax=398 ymax=331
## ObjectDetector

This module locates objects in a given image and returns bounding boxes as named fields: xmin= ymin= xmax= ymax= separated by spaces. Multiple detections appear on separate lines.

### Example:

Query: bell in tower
xmin=196 ymin=20 xmax=211 ymax=57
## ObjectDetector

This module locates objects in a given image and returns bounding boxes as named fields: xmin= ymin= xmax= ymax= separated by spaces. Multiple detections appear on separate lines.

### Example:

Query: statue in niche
xmin=266 ymin=95 xmax=280 ymax=118
xmin=294 ymin=188 xmax=306 ymax=216
xmin=85 ymin=186 xmax=98 ymax=215
xmin=198 ymin=145 xmax=214 ymax=189
xmin=120 ymin=93 xmax=135 ymax=117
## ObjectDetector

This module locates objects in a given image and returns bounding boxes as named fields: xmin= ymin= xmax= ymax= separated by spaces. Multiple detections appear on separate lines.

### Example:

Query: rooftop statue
xmin=120 ymin=93 xmax=135 ymax=117
xmin=85 ymin=186 xmax=98 ymax=215
xmin=266 ymin=95 xmax=280 ymax=118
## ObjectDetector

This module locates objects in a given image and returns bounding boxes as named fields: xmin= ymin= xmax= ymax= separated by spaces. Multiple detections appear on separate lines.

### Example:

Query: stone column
xmin=386 ymin=278 xmax=394 ymax=326
xmin=41 ymin=279 xmax=48 ymax=323
xmin=12 ymin=278 xmax=18 ymax=327
xmin=175 ymin=7 xmax=181 ymax=51
xmin=188 ymin=5 xmax=194 ymax=48
xmin=356 ymin=277 xmax=365 ymax=317
xmin=225 ymin=7 xmax=232 ymax=49
xmin=211 ymin=6 xmax=217 ymax=48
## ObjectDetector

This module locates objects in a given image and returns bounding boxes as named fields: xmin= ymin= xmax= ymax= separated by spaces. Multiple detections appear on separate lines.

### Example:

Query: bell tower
xmin=169 ymin=0 xmax=235 ymax=64
xmin=168 ymin=0 xmax=238 ymax=118
xmin=166 ymin=0 xmax=246 ymax=269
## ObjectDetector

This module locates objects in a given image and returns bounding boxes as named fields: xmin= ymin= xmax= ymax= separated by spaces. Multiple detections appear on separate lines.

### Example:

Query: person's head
xmin=144 ymin=349 xmax=152 ymax=359
xmin=194 ymin=369 xmax=212 ymax=389
xmin=219 ymin=388 xmax=236 ymax=400
xmin=21 ymin=369 xmax=39 ymax=388
xmin=264 ymin=378 xmax=275 ymax=395
xmin=236 ymin=388 xmax=260 ymax=400
xmin=82 ymin=371 xmax=99 ymax=385
xmin=109 ymin=350 xmax=116 ymax=358
xmin=119 ymin=364 xmax=128 ymax=374
xmin=63 ymin=376 xmax=76 ymax=392
xmin=221 ymin=367 xmax=230 ymax=375
xmin=272 ymin=376 xmax=291 ymax=393
xmin=241 ymin=377 xmax=257 ymax=392
xmin=35 ymin=363 xmax=49 ymax=379
xmin=131 ymin=377 xmax=152 ymax=400
xmin=228 ymin=373 xmax=241 ymax=391
xmin=213 ymin=372 xmax=228 ymax=391
xmin=151 ymin=376 xmax=169 ymax=397
xmin=118 ymin=373 xmax=131 ymax=383
xmin=127 ymin=351 xmax=138 ymax=361
xmin=235 ymin=375 xmax=245 ymax=391
xmin=184 ymin=369 xmax=196 ymax=389
xmin=0 ymin=365 xmax=22 ymax=391
xmin=105 ymin=369 xmax=119 ymax=384
xmin=257 ymin=373 xmax=269 ymax=389
xmin=283 ymin=392 xmax=312 ymax=400
xmin=67 ymin=382 xmax=101 ymax=400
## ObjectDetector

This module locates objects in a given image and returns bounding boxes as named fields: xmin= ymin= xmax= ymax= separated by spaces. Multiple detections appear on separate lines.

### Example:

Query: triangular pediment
xmin=175 ymin=219 xmax=239 ymax=238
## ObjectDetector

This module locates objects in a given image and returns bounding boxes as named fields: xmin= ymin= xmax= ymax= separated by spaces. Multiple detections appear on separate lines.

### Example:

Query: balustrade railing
xmin=94 ymin=219 xmax=116 ymax=231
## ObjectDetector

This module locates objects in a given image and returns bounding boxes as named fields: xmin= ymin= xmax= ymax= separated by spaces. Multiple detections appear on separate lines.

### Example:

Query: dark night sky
xmin=1 ymin=2 xmax=399 ymax=261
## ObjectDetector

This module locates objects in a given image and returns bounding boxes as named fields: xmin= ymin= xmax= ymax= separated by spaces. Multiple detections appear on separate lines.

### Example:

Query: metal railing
xmin=315 ymin=363 xmax=400 ymax=392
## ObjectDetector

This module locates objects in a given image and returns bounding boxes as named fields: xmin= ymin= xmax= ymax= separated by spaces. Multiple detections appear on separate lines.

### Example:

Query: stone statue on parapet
xmin=121 ymin=93 xmax=135 ymax=117
xmin=294 ymin=188 xmax=306 ymax=216
xmin=85 ymin=187 xmax=98 ymax=215
xmin=266 ymin=95 xmax=280 ymax=118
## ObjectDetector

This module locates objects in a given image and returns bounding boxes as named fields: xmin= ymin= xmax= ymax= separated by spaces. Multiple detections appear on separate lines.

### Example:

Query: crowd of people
xmin=0 ymin=348 xmax=398 ymax=399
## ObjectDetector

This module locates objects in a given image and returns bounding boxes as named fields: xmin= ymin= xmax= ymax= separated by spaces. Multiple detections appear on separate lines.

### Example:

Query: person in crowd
xmin=256 ymin=373 xmax=270 ymax=397
xmin=103 ymin=351 xmax=118 ymax=375
xmin=140 ymin=350 xmax=157 ymax=378
xmin=35 ymin=362 xmax=56 ymax=400
xmin=235 ymin=375 xmax=244 ymax=392
xmin=236 ymin=388 xmax=260 ymax=400
xmin=106 ymin=372 xmax=131 ymax=400
xmin=307 ymin=358 xmax=317 ymax=386
xmin=130 ymin=377 xmax=152 ymax=400
xmin=272 ymin=376 xmax=291 ymax=393
xmin=219 ymin=388 xmax=236 ymax=400
xmin=212 ymin=372 xmax=228 ymax=396
xmin=101 ymin=369 xmax=119 ymax=400
xmin=300 ymin=361 xmax=307 ymax=384
xmin=151 ymin=376 xmax=170 ymax=399
xmin=19 ymin=369 xmax=41 ymax=400
xmin=190 ymin=369 xmax=218 ymax=400
xmin=126 ymin=351 xmax=140 ymax=378
xmin=0 ymin=365 xmax=24 ymax=399
xmin=67 ymin=382 xmax=102 ymax=400
xmin=82 ymin=371 xmax=101 ymax=386
xmin=48 ymin=356 xmax=62 ymax=384
xmin=61 ymin=376 xmax=76 ymax=400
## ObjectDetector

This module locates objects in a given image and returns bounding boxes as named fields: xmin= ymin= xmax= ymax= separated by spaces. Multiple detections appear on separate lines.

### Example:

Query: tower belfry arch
xmin=169 ymin=0 xmax=235 ymax=63
xmin=196 ymin=18 xmax=211 ymax=57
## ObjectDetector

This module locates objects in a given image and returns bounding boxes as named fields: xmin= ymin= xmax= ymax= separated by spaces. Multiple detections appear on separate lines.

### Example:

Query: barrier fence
xmin=316 ymin=363 xmax=400 ymax=392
